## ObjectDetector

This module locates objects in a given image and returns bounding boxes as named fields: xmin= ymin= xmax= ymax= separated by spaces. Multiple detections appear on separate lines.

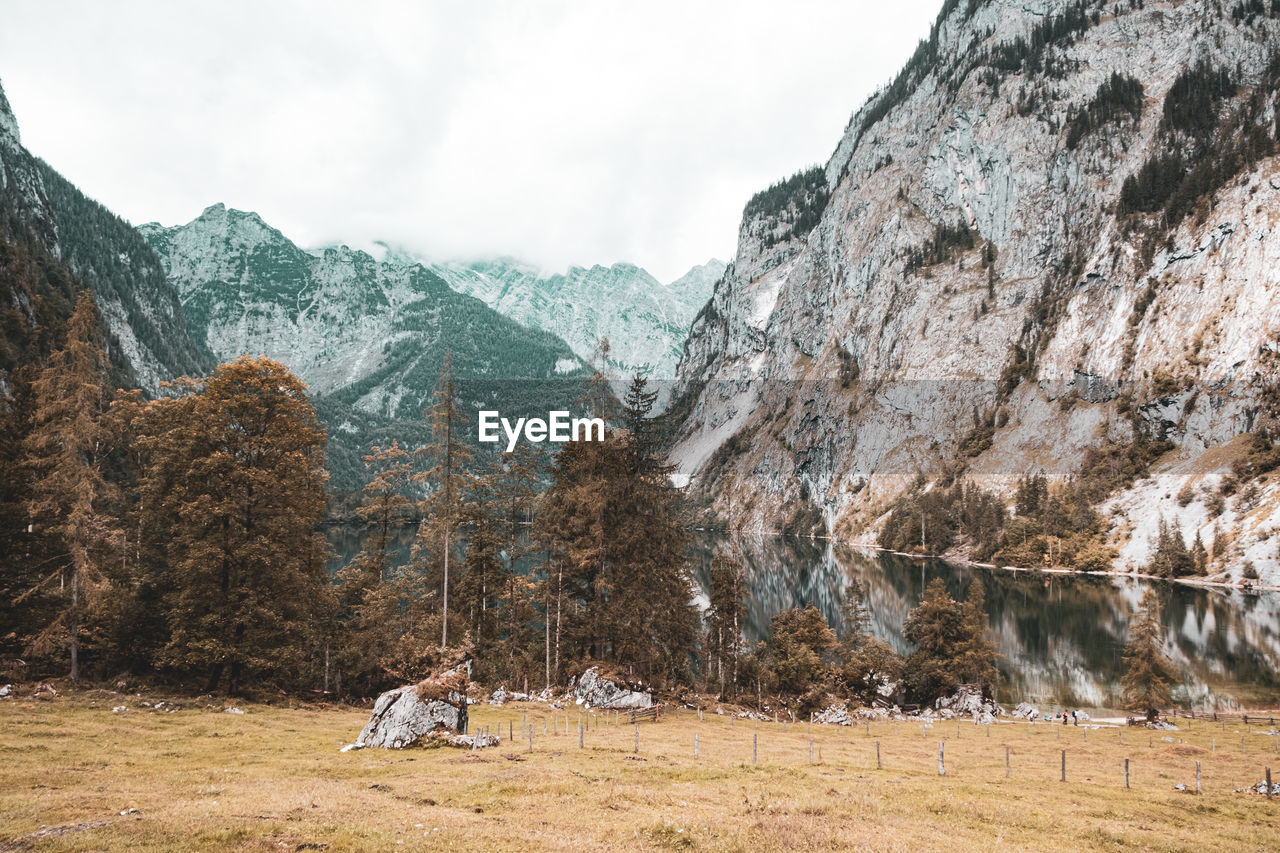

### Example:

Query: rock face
xmin=429 ymin=257 xmax=724 ymax=381
xmin=0 ymin=78 xmax=209 ymax=396
xmin=354 ymin=667 xmax=470 ymax=749
xmin=139 ymin=206 xmax=590 ymax=489
xmin=571 ymin=666 xmax=653 ymax=710
xmin=667 ymin=0 xmax=1280 ymax=581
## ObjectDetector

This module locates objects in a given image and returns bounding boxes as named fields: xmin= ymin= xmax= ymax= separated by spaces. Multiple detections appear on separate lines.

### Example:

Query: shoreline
xmin=696 ymin=527 xmax=1279 ymax=593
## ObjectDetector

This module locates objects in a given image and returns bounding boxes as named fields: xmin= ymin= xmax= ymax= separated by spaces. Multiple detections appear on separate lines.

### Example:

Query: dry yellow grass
xmin=2 ymin=692 xmax=1280 ymax=851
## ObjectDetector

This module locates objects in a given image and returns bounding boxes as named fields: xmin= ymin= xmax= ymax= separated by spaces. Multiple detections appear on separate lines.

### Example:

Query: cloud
xmin=1 ymin=0 xmax=941 ymax=281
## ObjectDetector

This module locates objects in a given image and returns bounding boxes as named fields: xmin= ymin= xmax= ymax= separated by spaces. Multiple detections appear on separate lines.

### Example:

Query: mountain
xmin=0 ymin=78 xmax=208 ymax=394
xmin=139 ymin=205 xmax=591 ymax=489
xmin=669 ymin=0 xmax=1280 ymax=582
xmin=423 ymin=256 xmax=724 ymax=380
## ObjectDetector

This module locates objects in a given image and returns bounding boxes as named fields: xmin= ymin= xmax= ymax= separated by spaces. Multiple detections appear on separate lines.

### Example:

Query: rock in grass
xmin=354 ymin=663 xmax=470 ymax=749
xmin=570 ymin=666 xmax=653 ymax=710
xmin=935 ymin=684 xmax=1004 ymax=722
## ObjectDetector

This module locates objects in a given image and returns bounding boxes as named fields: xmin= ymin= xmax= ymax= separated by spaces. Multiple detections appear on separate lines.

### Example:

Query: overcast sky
xmin=1 ymin=1 xmax=940 ymax=282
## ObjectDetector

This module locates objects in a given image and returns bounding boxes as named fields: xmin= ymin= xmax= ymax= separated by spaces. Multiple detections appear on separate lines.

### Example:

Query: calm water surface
xmin=328 ymin=525 xmax=1280 ymax=709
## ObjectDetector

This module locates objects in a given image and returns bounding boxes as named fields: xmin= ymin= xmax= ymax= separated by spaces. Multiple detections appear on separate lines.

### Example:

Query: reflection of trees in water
xmin=696 ymin=534 xmax=1280 ymax=709
xmin=689 ymin=533 xmax=846 ymax=645
xmin=329 ymin=525 xmax=1280 ymax=709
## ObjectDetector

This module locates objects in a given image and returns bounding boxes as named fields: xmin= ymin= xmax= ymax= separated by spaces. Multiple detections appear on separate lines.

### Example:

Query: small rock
xmin=224 ymin=707 xmax=245 ymax=715
xmin=488 ymin=687 xmax=508 ymax=706
xmin=112 ymin=706 xmax=128 ymax=713
xmin=0 ymin=684 xmax=12 ymax=698
xmin=814 ymin=704 xmax=852 ymax=726
xmin=449 ymin=733 xmax=500 ymax=749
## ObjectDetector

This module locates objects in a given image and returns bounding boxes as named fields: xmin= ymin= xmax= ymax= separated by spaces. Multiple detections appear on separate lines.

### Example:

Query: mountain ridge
xmin=139 ymin=203 xmax=593 ymax=489
xmin=669 ymin=0 xmax=1280 ymax=582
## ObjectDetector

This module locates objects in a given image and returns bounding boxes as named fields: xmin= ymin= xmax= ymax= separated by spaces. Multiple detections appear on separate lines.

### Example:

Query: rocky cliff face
xmin=0 ymin=78 xmax=207 ymax=394
xmin=141 ymin=206 xmax=591 ymax=488
xmin=0 ymin=77 xmax=207 ymax=391
xmin=425 ymin=257 xmax=723 ymax=381
xmin=670 ymin=0 xmax=1280 ymax=581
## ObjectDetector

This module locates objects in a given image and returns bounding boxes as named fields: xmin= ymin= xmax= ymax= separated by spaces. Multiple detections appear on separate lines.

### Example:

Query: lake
xmin=328 ymin=525 xmax=1280 ymax=710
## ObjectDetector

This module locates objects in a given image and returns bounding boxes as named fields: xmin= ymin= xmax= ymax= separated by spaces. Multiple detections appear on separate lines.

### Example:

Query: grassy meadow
xmin=2 ymin=691 xmax=1280 ymax=851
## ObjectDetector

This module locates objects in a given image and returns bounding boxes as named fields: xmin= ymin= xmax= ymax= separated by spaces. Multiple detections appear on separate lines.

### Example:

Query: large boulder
xmin=353 ymin=664 xmax=469 ymax=749
xmin=571 ymin=666 xmax=652 ymax=710
xmin=935 ymin=684 xmax=1003 ymax=722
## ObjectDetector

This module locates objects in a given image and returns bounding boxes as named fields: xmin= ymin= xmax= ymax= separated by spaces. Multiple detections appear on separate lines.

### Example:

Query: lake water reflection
xmin=693 ymin=534 xmax=1280 ymax=710
xmin=327 ymin=525 xmax=1280 ymax=709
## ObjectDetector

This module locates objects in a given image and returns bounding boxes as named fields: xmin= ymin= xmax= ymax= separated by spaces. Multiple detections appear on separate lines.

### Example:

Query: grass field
xmin=3 ymin=691 xmax=1280 ymax=851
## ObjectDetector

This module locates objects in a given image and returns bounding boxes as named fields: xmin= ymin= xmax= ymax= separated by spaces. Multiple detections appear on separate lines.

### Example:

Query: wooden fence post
xmin=1196 ymin=761 xmax=1202 ymax=794
xmin=938 ymin=741 xmax=945 ymax=776
xmin=634 ymin=724 xmax=639 ymax=754
xmin=1124 ymin=758 xmax=1130 ymax=789
xmin=1060 ymin=750 xmax=1066 ymax=782
xmin=1005 ymin=745 xmax=1010 ymax=777
xmin=876 ymin=740 xmax=882 ymax=770
xmin=694 ymin=733 xmax=699 ymax=759
xmin=753 ymin=733 xmax=758 ymax=764
xmin=809 ymin=740 xmax=814 ymax=764
xmin=528 ymin=728 xmax=533 ymax=753
xmin=1267 ymin=767 xmax=1273 ymax=799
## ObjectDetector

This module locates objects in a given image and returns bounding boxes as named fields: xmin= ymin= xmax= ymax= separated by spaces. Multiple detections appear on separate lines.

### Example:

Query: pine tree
xmin=415 ymin=350 xmax=471 ymax=649
xmin=706 ymin=553 xmax=749 ymax=699
xmin=901 ymin=577 xmax=998 ymax=704
xmin=953 ymin=577 xmax=1000 ymax=688
xmin=1121 ymin=588 xmax=1179 ymax=721
xmin=138 ymin=356 xmax=333 ymax=694
xmin=488 ymin=445 xmax=543 ymax=685
xmin=23 ymin=292 xmax=119 ymax=681
xmin=334 ymin=442 xmax=413 ymax=696
xmin=1149 ymin=516 xmax=1193 ymax=577
xmin=836 ymin=579 xmax=902 ymax=705
xmin=535 ymin=379 xmax=696 ymax=688
xmin=764 ymin=605 xmax=836 ymax=706
xmin=1190 ymin=530 xmax=1209 ymax=575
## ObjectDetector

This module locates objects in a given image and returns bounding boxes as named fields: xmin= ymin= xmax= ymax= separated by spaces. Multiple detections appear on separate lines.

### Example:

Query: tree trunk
xmin=68 ymin=562 xmax=79 ymax=683
xmin=205 ymin=662 xmax=224 ymax=694
xmin=554 ymin=562 xmax=562 ymax=686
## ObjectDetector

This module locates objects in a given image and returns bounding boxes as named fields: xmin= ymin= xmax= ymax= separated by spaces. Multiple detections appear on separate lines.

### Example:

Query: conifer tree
xmin=953 ymin=576 xmax=1000 ymax=687
xmin=901 ymin=577 xmax=999 ymax=703
xmin=334 ymin=442 xmax=413 ymax=695
xmin=764 ymin=604 xmax=836 ymax=705
xmin=535 ymin=373 xmax=696 ymax=687
xmin=138 ymin=356 xmax=332 ymax=694
xmin=1121 ymin=588 xmax=1179 ymax=721
xmin=488 ymin=445 xmax=543 ymax=685
xmin=416 ymin=350 xmax=470 ymax=649
xmin=837 ymin=579 xmax=903 ymax=705
xmin=23 ymin=292 xmax=119 ymax=681
xmin=706 ymin=552 xmax=749 ymax=698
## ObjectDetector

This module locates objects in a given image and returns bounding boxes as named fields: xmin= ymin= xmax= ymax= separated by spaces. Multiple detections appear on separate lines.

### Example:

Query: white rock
xmin=570 ymin=667 xmax=653 ymax=710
